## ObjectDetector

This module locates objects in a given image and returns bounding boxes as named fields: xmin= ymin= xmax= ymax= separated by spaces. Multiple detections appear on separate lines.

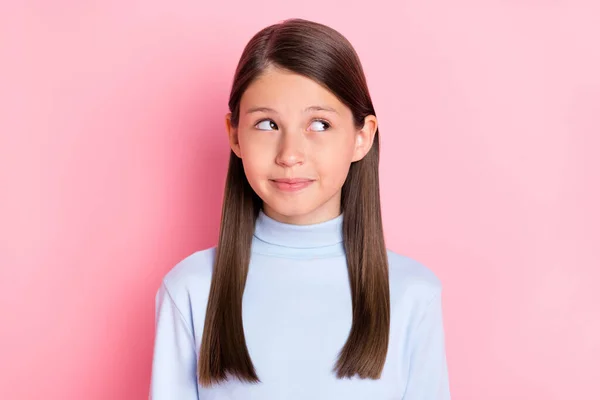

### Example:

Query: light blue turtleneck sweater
xmin=149 ymin=210 xmax=451 ymax=399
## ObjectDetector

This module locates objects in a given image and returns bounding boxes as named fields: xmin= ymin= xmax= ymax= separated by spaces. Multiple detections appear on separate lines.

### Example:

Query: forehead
xmin=239 ymin=66 xmax=349 ymax=116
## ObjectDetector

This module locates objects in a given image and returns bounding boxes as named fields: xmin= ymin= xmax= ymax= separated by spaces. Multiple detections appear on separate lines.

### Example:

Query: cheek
xmin=238 ymin=132 xmax=272 ymax=173
xmin=240 ymin=157 xmax=268 ymax=200
xmin=239 ymin=147 xmax=273 ymax=197
xmin=315 ymin=143 xmax=354 ymax=184
xmin=241 ymin=157 xmax=267 ymax=185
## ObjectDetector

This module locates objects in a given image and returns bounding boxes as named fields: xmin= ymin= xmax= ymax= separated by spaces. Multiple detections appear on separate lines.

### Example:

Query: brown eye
xmin=309 ymin=120 xmax=330 ymax=132
xmin=256 ymin=120 xmax=278 ymax=130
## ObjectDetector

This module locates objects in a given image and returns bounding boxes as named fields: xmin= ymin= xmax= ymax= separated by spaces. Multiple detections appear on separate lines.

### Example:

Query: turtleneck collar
xmin=251 ymin=209 xmax=345 ymax=258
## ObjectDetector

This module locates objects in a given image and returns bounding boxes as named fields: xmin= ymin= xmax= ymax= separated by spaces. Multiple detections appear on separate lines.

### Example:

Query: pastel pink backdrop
xmin=1 ymin=1 xmax=598 ymax=399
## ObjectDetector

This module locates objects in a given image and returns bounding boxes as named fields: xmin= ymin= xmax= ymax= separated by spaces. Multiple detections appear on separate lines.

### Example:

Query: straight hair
xmin=198 ymin=18 xmax=390 ymax=386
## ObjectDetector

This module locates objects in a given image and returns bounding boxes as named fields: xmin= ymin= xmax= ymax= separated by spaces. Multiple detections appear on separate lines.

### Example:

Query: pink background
xmin=1 ymin=1 xmax=599 ymax=399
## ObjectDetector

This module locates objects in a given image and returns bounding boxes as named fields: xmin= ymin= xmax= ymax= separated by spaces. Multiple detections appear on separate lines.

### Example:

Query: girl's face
xmin=226 ymin=65 xmax=377 ymax=225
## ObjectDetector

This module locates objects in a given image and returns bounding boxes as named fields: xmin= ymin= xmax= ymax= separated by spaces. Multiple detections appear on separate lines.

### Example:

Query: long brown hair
xmin=198 ymin=18 xmax=390 ymax=386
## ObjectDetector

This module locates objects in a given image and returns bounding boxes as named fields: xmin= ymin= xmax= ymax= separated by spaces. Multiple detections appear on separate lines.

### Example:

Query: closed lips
xmin=269 ymin=178 xmax=315 ymax=191
xmin=271 ymin=178 xmax=314 ymax=183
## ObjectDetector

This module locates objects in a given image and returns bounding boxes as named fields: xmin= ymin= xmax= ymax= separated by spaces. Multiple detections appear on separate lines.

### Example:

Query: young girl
xmin=150 ymin=18 xmax=450 ymax=399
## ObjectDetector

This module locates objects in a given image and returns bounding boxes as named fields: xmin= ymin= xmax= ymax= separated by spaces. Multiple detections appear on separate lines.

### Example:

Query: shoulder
xmin=386 ymin=249 xmax=441 ymax=292
xmin=158 ymin=247 xmax=216 ymax=308
xmin=386 ymin=249 xmax=442 ymax=314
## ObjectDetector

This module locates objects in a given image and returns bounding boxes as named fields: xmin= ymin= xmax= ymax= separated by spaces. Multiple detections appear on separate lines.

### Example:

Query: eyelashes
xmin=309 ymin=119 xmax=331 ymax=131
xmin=254 ymin=118 xmax=331 ymax=132
xmin=255 ymin=119 xmax=279 ymax=131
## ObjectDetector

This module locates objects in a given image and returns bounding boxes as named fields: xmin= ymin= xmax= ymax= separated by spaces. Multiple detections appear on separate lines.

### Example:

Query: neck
xmin=262 ymin=203 xmax=342 ymax=226
xmin=251 ymin=209 xmax=345 ymax=258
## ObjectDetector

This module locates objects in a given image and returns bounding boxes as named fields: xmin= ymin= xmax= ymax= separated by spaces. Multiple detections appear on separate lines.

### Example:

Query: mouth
xmin=269 ymin=178 xmax=315 ymax=192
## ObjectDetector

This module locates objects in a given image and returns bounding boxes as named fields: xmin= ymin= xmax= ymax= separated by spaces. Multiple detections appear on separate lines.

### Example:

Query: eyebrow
xmin=245 ymin=105 xmax=339 ymax=115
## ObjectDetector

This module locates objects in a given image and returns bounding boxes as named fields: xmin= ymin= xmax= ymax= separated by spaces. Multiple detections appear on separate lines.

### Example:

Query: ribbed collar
xmin=253 ymin=209 xmax=344 ymax=252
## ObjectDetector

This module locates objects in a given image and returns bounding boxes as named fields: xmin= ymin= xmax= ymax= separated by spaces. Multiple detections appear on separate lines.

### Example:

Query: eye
xmin=255 ymin=119 xmax=278 ymax=131
xmin=309 ymin=119 xmax=330 ymax=132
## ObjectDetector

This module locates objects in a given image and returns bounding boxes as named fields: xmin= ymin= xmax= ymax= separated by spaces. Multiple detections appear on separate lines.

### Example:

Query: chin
xmin=263 ymin=198 xmax=317 ymax=219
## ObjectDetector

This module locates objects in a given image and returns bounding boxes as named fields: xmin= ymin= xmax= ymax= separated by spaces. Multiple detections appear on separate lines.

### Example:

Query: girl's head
xmin=225 ymin=18 xmax=379 ymax=224
xmin=200 ymin=19 xmax=389 ymax=387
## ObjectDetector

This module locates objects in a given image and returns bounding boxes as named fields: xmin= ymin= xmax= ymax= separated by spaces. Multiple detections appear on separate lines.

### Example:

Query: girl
xmin=150 ymin=18 xmax=450 ymax=399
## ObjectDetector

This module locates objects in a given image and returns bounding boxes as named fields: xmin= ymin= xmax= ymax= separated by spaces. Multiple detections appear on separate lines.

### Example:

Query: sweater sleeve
xmin=149 ymin=282 xmax=199 ymax=400
xmin=402 ymin=293 xmax=451 ymax=400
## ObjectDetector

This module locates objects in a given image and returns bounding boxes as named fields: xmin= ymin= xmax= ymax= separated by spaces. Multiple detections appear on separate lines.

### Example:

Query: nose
xmin=275 ymin=131 xmax=305 ymax=167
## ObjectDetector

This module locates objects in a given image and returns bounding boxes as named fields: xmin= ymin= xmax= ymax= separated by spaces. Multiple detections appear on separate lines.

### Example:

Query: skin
xmin=225 ymin=65 xmax=377 ymax=225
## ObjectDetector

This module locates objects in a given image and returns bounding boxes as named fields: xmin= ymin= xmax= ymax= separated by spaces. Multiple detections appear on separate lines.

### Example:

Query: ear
xmin=225 ymin=113 xmax=242 ymax=158
xmin=351 ymin=115 xmax=378 ymax=162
